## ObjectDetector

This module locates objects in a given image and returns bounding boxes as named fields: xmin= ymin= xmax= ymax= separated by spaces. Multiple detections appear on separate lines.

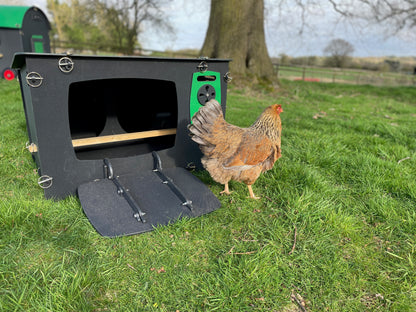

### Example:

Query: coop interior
xmin=68 ymin=78 xmax=178 ymax=160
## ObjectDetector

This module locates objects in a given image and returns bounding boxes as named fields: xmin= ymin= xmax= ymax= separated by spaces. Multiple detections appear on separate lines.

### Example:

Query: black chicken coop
xmin=0 ymin=5 xmax=50 ymax=80
xmin=12 ymin=52 xmax=231 ymax=237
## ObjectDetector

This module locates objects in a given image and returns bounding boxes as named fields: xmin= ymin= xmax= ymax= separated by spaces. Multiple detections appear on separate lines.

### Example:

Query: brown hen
xmin=189 ymin=99 xmax=283 ymax=199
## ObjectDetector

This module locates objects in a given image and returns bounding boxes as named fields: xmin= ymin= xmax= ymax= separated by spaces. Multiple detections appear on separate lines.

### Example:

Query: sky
xmin=19 ymin=0 xmax=416 ymax=58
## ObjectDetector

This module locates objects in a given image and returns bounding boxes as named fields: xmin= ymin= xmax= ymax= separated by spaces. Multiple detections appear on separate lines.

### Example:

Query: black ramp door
xmin=78 ymin=154 xmax=221 ymax=237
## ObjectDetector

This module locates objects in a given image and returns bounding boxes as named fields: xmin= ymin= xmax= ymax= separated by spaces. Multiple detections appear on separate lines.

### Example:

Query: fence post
xmin=302 ymin=67 xmax=306 ymax=81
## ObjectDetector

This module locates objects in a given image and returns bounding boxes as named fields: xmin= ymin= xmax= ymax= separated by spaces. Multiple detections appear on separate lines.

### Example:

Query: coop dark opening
xmin=68 ymin=78 xmax=178 ymax=160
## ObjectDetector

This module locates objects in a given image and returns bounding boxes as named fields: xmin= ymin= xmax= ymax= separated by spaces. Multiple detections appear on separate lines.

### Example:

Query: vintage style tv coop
xmin=0 ymin=6 xmax=50 ymax=80
xmin=13 ymin=53 xmax=231 ymax=237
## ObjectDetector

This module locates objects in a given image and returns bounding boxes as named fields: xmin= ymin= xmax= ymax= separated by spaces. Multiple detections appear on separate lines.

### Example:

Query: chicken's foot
xmin=247 ymin=185 xmax=260 ymax=199
xmin=220 ymin=183 xmax=232 ymax=195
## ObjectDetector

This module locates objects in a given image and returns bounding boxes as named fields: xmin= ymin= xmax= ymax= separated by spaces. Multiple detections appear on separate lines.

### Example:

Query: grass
xmin=1 ymin=78 xmax=416 ymax=311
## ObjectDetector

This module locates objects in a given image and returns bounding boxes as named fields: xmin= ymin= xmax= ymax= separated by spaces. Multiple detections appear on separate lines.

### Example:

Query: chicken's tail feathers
xmin=188 ymin=99 xmax=224 ymax=146
xmin=192 ymin=99 xmax=223 ymax=126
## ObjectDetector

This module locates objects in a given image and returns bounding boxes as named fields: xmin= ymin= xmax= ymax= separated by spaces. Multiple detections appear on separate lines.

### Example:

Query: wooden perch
xmin=72 ymin=128 xmax=177 ymax=148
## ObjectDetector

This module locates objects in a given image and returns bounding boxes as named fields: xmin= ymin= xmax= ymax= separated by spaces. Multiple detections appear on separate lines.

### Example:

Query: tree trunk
xmin=201 ymin=0 xmax=274 ymax=78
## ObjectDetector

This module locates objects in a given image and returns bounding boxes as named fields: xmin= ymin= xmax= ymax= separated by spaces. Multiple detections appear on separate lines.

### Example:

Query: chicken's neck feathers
xmin=249 ymin=113 xmax=281 ymax=142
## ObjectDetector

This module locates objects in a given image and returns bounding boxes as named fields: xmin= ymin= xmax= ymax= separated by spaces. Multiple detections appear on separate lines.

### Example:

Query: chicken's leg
xmin=247 ymin=185 xmax=260 ymax=199
xmin=220 ymin=183 xmax=231 ymax=195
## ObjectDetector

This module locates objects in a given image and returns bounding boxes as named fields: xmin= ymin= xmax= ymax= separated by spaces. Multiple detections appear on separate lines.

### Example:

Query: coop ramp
xmin=78 ymin=152 xmax=220 ymax=237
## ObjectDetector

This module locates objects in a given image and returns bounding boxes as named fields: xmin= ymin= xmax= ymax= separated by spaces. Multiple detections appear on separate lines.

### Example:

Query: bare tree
xmin=47 ymin=0 xmax=172 ymax=55
xmin=328 ymin=0 xmax=416 ymax=35
xmin=47 ymin=0 xmax=103 ymax=50
xmin=323 ymin=38 xmax=354 ymax=68
xmin=97 ymin=0 xmax=173 ymax=55
xmin=201 ymin=0 xmax=274 ymax=78
xmin=272 ymin=0 xmax=416 ymax=36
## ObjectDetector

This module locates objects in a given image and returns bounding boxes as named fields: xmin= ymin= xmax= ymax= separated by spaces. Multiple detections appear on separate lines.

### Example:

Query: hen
xmin=189 ymin=99 xmax=283 ymax=199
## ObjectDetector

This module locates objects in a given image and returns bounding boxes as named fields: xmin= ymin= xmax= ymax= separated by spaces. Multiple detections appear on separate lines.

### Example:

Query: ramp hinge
xmin=103 ymin=159 xmax=146 ymax=223
xmin=152 ymin=152 xmax=194 ymax=212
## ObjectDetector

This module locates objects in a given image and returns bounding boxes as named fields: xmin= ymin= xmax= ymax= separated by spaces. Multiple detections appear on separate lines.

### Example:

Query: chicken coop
xmin=0 ymin=5 xmax=51 ymax=80
xmin=12 ymin=52 xmax=231 ymax=237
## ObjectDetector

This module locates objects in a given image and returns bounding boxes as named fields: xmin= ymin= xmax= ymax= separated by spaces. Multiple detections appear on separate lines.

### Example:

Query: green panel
xmin=190 ymin=71 xmax=221 ymax=122
xmin=32 ymin=35 xmax=44 ymax=52
xmin=0 ymin=5 xmax=30 ymax=29
xmin=33 ymin=41 xmax=44 ymax=53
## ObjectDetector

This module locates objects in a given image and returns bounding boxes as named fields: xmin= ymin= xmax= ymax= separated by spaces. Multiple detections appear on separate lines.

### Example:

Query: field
xmin=1 ymin=78 xmax=416 ymax=311
xmin=276 ymin=65 xmax=416 ymax=87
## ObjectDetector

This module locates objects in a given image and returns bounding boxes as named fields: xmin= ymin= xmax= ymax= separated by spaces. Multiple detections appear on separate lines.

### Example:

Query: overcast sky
xmin=23 ymin=0 xmax=416 ymax=57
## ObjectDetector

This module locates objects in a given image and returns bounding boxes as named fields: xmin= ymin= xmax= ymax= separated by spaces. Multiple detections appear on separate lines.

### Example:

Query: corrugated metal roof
xmin=0 ymin=5 xmax=30 ymax=29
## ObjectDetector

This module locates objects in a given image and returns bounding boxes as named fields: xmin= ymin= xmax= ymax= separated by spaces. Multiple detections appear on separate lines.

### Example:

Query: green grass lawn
xmin=1 ymin=78 xmax=416 ymax=311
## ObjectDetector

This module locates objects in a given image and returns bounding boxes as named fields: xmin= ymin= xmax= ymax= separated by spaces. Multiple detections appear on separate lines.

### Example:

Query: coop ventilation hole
xmin=68 ymin=78 xmax=178 ymax=160
xmin=197 ymin=84 xmax=216 ymax=105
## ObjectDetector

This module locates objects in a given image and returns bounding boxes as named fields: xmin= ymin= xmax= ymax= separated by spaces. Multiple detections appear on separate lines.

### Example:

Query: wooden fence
xmin=275 ymin=65 xmax=416 ymax=87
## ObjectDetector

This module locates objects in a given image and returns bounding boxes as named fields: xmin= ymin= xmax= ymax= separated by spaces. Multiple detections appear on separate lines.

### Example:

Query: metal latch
xmin=224 ymin=72 xmax=232 ymax=83
xmin=26 ymin=142 xmax=38 ymax=153
xmin=38 ymin=175 xmax=53 ymax=189
xmin=26 ymin=72 xmax=43 ymax=88
xmin=58 ymin=56 xmax=74 ymax=73
xmin=197 ymin=61 xmax=208 ymax=73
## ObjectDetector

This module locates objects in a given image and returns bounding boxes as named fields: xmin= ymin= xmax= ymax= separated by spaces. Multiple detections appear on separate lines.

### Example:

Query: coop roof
xmin=0 ymin=5 xmax=31 ymax=29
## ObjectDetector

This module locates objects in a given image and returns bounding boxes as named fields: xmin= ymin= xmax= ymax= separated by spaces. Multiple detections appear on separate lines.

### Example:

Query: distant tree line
xmin=274 ymin=37 xmax=415 ymax=73
xmin=275 ymin=54 xmax=415 ymax=74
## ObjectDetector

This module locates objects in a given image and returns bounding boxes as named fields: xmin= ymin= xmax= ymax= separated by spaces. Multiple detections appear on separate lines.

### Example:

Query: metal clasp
xmin=58 ymin=56 xmax=74 ymax=73
xmin=26 ymin=72 xmax=43 ymax=88
xmin=38 ymin=175 xmax=53 ymax=189
xmin=224 ymin=72 xmax=232 ymax=83
xmin=197 ymin=61 xmax=208 ymax=73
xmin=26 ymin=142 xmax=38 ymax=153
